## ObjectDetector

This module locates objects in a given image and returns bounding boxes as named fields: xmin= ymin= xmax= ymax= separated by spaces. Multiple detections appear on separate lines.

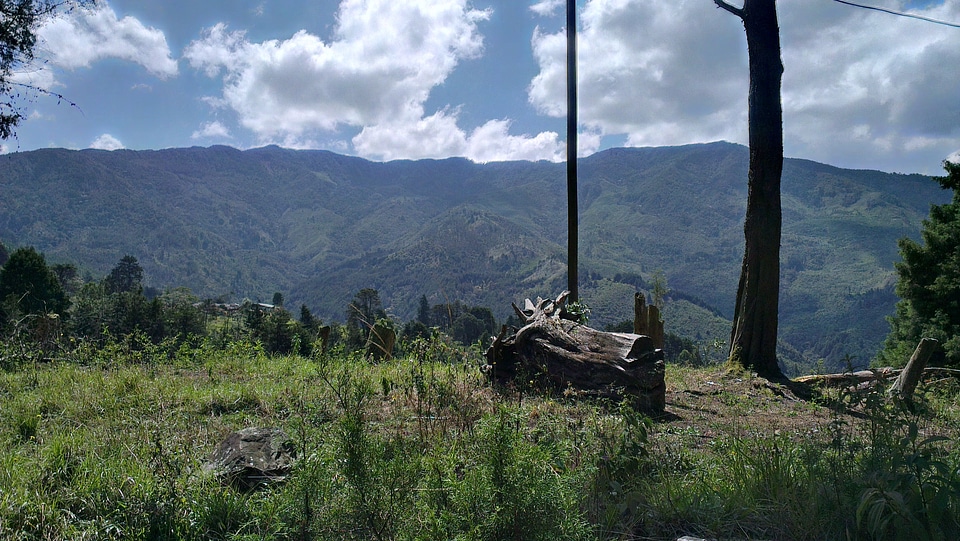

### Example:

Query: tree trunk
xmin=716 ymin=0 xmax=784 ymax=377
xmin=888 ymin=338 xmax=938 ymax=403
xmin=633 ymin=292 xmax=664 ymax=349
xmin=485 ymin=292 xmax=665 ymax=412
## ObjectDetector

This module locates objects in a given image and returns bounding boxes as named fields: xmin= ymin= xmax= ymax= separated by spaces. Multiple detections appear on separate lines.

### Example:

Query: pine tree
xmin=0 ymin=246 xmax=69 ymax=325
xmin=879 ymin=161 xmax=960 ymax=367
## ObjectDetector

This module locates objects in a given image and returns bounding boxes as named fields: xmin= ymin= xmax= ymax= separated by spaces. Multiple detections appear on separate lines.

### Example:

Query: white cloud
xmin=185 ymin=0 xmax=489 ymax=136
xmin=37 ymin=3 xmax=178 ymax=79
xmin=353 ymin=111 xmax=566 ymax=162
xmin=191 ymin=121 xmax=232 ymax=140
xmin=185 ymin=0 xmax=562 ymax=162
xmin=779 ymin=0 xmax=960 ymax=172
xmin=529 ymin=0 xmax=960 ymax=173
xmin=90 ymin=134 xmax=125 ymax=150
xmin=531 ymin=0 xmax=747 ymax=145
xmin=530 ymin=0 xmax=565 ymax=17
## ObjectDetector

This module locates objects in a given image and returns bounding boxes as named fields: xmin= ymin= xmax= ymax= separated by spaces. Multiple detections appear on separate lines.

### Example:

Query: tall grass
xmin=0 ymin=335 xmax=958 ymax=539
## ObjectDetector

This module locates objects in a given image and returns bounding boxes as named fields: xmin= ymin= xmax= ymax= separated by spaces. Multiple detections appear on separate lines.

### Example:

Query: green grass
xmin=1 ymin=338 xmax=959 ymax=540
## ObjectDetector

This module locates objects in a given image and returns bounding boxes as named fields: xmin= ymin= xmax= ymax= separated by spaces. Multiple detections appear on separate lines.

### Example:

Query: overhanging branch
xmin=714 ymin=0 xmax=744 ymax=18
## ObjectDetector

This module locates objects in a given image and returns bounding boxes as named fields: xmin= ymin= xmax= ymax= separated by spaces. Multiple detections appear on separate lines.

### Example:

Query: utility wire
xmin=832 ymin=0 xmax=960 ymax=28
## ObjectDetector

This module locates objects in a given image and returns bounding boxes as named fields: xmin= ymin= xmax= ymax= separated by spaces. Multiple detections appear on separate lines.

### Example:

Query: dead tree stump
xmin=634 ymin=293 xmax=664 ymax=349
xmin=365 ymin=319 xmax=396 ymax=361
xmin=485 ymin=292 xmax=666 ymax=412
xmin=888 ymin=338 xmax=938 ymax=403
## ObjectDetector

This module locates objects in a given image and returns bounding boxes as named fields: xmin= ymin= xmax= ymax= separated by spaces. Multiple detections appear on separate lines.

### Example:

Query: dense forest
xmin=0 ymin=142 xmax=950 ymax=373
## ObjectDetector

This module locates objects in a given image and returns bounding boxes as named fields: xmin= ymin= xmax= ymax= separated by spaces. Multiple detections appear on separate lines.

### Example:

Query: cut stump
xmin=485 ymin=292 xmax=666 ymax=412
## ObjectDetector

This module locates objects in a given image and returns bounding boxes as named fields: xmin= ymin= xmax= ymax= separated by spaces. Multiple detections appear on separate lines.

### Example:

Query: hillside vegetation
xmin=0 ymin=142 xmax=947 ymax=372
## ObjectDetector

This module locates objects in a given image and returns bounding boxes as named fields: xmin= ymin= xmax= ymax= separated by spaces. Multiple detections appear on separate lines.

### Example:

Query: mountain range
xmin=0 ymin=142 xmax=949 ymax=374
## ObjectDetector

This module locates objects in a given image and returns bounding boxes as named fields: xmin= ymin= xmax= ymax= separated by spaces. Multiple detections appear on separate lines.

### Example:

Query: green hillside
xmin=0 ymin=142 xmax=947 ymax=372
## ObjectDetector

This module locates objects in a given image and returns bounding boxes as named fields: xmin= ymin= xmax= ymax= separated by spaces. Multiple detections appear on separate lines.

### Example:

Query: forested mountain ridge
xmin=0 ymin=142 xmax=947 ymax=372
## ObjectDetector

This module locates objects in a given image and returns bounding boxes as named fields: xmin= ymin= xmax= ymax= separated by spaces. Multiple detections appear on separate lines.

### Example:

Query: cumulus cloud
xmin=530 ymin=0 xmax=565 ymax=17
xmin=191 ymin=121 xmax=232 ymax=140
xmin=530 ymin=0 xmax=747 ymax=145
xmin=353 ymin=112 xmax=566 ymax=162
xmin=90 ymin=134 xmax=125 ymax=150
xmin=37 ymin=3 xmax=178 ymax=79
xmin=529 ymin=0 xmax=960 ymax=173
xmin=185 ymin=0 xmax=562 ymax=162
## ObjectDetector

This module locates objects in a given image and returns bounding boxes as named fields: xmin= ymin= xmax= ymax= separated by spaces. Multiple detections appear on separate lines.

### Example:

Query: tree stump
xmin=634 ymin=293 xmax=664 ymax=349
xmin=888 ymin=338 xmax=939 ymax=403
xmin=485 ymin=292 xmax=666 ymax=412
xmin=365 ymin=319 xmax=396 ymax=361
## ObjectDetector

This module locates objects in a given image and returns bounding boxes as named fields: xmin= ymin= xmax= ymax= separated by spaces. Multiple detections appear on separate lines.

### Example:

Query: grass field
xmin=1 ymin=336 xmax=959 ymax=540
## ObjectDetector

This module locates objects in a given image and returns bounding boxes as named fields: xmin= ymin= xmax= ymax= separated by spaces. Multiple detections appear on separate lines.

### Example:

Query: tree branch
xmin=714 ymin=0 xmax=745 ymax=18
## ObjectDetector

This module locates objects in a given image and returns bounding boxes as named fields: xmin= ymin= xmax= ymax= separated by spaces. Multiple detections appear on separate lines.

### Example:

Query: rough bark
xmin=485 ymin=292 xmax=666 ymax=412
xmin=888 ymin=338 xmax=938 ymax=402
xmin=634 ymin=293 xmax=664 ymax=349
xmin=716 ymin=0 xmax=784 ymax=377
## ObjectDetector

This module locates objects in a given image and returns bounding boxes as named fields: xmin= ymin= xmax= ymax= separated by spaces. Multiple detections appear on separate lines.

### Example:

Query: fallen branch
xmin=793 ymin=366 xmax=959 ymax=388
xmin=792 ymin=368 xmax=898 ymax=387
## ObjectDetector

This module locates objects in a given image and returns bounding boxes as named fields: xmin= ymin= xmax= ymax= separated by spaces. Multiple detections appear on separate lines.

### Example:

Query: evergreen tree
xmin=50 ymin=263 xmax=79 ymax=295
xmin=299 ymin=303 xmax=317 ymax=330
xmin=879 ymin=161 xmax=960 ymax=367
xmin=346 ymin=288 xmax=386 ymax=348
xmin=417 ymin=294 xmax=431 ymax=326
xmin=346 ymin=288 xmax=386 ymax=328
xmin=0 ymin=246 xmax=69 ymax=321
xmin=104 ymin=255 xmax=144 ymax=294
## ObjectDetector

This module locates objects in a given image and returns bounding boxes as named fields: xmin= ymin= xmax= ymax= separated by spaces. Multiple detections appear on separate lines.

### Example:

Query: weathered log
xmin=486 ymin=292 xmax=666 ymax=412
xmin=888 ymin=338 xmax=938 ymax=402
xmin=793 ymin=368 xmax=898 ymax=387
xmin=794 ymin=365 xmax=960 ymax=388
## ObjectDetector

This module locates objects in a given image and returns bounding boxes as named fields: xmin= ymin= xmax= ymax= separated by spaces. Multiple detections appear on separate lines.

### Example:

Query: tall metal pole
xmin=566 ymin=0 xmax=579 ymax=303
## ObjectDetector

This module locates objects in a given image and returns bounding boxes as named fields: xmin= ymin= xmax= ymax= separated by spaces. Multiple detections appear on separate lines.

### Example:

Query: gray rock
xmin=204 ymin=427 xmax=296 ymax=491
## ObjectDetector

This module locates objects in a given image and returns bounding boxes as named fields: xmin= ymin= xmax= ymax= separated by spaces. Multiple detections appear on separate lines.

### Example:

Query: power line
xmin=832 ymin=0 xmax=960 ymax=28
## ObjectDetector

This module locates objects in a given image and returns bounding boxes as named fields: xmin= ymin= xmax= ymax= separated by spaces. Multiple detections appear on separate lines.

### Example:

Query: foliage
xmin=0 ymin=144 xmax=949 ymax=373
xmin=103 ymin=254 xmax=144 ymax=294
xmin=0 ymin=0 xmax=91 ymax=139
xmin=0 ymin=335 xmax=959 ymax=539
xmin=880 ymin=161 xmax=960 ymax=367
xmin=0 ymin=246 xmax=68 ymax=334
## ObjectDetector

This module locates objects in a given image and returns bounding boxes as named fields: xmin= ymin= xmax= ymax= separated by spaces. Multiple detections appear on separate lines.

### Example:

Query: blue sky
xmin=7 ymin=0 xmax=960 ymax=173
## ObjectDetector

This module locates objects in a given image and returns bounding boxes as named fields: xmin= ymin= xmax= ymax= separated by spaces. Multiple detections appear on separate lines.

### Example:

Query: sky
xmin=5 ymin=0 xmax=960 ymax=174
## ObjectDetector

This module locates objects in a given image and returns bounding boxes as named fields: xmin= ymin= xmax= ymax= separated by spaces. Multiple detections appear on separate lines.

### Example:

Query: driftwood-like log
xmin=793 ymin=368 xmax=899 ymax=387
xmin=888 ymin=338 xmax=938 ymax=402
xmin=794 ymin=366 xmax=960 ymax=388
xmin=486 ymin=292 xmax=666 ymax=412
